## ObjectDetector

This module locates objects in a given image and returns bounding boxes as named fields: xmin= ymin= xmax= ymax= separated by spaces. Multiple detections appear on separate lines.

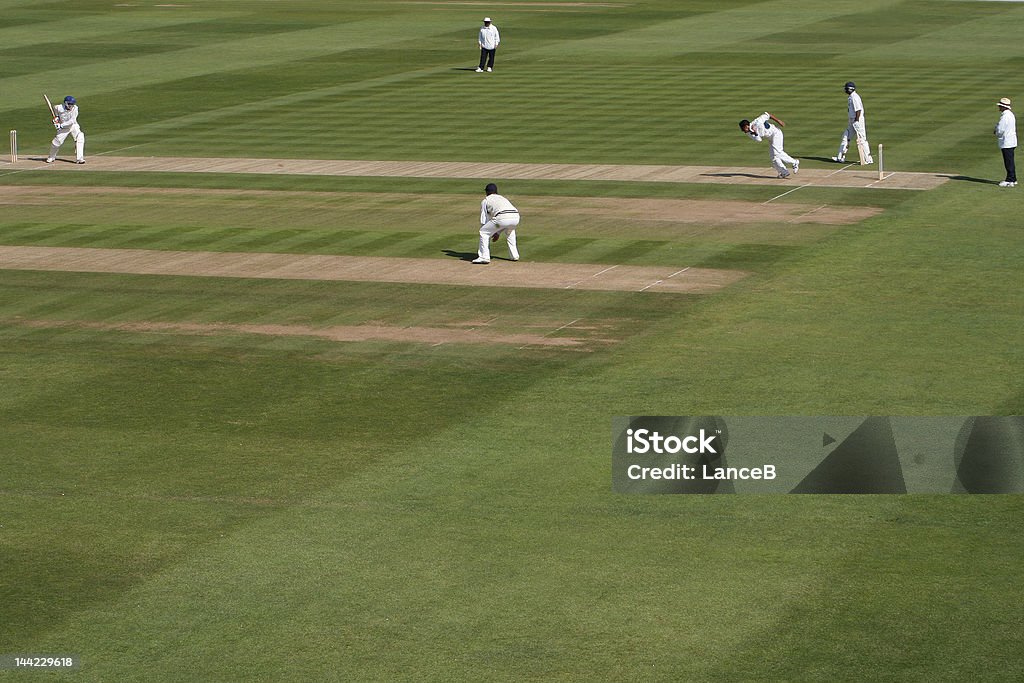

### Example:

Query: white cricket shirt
xmin=481 ymin=194 xmax=518 ymax=224
xmin=479 ymin=24 xmax=500 ymax=49
xmin=848 ymin=92 xmax=864 ymax=122
xmin=996 ymin=109 xmax=1017 ymax=149
xmin=55 ymin=104 xmax=79 ymax=129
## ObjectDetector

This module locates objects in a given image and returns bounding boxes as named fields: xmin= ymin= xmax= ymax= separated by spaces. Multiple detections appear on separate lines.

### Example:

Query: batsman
xmin=832 ymin=81 xmax=872 ymax=165
xmin=45 ymin=95 xmax=86 ymax=164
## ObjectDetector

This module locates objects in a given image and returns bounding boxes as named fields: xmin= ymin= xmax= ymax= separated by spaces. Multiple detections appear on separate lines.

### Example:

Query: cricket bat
xmin=44 ymin=94 xmax=56 ymax=118
xmin=856 ymin=137 xmax=871 ymax=165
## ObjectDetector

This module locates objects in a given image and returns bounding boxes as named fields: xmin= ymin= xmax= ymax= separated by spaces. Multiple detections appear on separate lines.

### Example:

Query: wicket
xmin=8 ymin=130 xmax=16 ymax=163
xmin=878 ymin=143 xmax=884 ymax=181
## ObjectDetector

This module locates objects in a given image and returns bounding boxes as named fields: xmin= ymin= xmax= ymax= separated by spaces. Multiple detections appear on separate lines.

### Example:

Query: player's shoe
xmin=831 ymin=156 xmax=845 ymax=163
xmin=865 ymin=157 xmax=874 ymax=165
xmin=471 ymin=257 xmax=490 ymax=264
xmin=75 ymin=159 xmax=85 ymax=165
xmin=45 ymin=158 xmax=55 ymax=164
xmin=475 ymin=68 xmax=484 ymax=72
xmin=999 ymin=180 xmax=1013 ymax=187
xmin=792 ymin=159 xmax=800 ymax=174
xmin=778 ymin=171 xmax=791 ymax=179
xmin=486 ymin=67 xmax=492 ymax=72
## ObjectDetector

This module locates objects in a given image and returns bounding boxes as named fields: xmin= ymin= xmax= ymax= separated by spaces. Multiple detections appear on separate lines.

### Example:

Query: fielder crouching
xmin=473 ymin=183 xmax=520 ymax=264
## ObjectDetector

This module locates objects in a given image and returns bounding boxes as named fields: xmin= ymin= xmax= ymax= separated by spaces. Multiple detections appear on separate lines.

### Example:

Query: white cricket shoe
xmin=471 ymin=257 xmax=490 ymax=264
xmin=778 ymin=171 xmax=791 ymax=179
xmin=999 ymin=180 xmax=1013 ymax=187
xmin=831 ymin=156 xmax=845 ymax=163
xmin=792 ymin=159 xmax=800 ymax=174
xmin=45 ymin=158 xmax=55 ymax=164
xmin=486 ymin=67 xmax=492 ymax=72
xmin=475 ymin=68 xmax=483 ymax=72
xmin=865 ymin=157 xmax=874 ymax=165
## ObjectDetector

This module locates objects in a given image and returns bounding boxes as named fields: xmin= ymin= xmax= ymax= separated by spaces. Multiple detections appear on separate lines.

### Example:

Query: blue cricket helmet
xmin=64 ymin=96 xmax=76 ymax=106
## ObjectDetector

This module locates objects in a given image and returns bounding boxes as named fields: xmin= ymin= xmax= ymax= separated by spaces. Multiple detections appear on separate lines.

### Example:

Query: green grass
xmin=1 ymin=0 xmax=1024 ymax=680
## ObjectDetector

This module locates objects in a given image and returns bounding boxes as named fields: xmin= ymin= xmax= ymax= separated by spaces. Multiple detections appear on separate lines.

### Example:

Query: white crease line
xmin=517 ymin=317 xmax=581 ymax=350
xmin=825 ymin=163 xmax=857 ymax=178
xmin=763 ymin=184 xmax=810 ymax=204
xmin=639 ymin=267 xmax=689 ymax=292
xmin=432 ymin=315 xmax=499 ymax=347
xmin=551 ymin=318 xmax=581 ymax=334
xmin=0 ymin=142 xmax=150 ymax=175
xmin=764 ymin=162 xmax=857 ymax=203
xmin=866 ymin=172 xmax=898 ymax=188
xmin=94 ymin=143 xmax=150 ymax=157
xmin=466 ymin=316 xmax=499 ymax=331
xmin=565 ymin=264 xmax=619 ymax=289
xmin=789 ymin=203 xmax=828 ymax=223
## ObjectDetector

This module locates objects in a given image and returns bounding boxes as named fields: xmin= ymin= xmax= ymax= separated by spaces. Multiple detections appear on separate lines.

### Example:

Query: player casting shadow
xmin=940 ymin=175 xmax=1001 ymax=185
xmin=442 ymin=249 xmax=478 ymax=261
xmin=452 ymin=67 xmax=482 ymax=71
xmin=802 ymin=155 xmax=845 ymax=164
xmin=701 ymin=172 xmax=775 ymax=179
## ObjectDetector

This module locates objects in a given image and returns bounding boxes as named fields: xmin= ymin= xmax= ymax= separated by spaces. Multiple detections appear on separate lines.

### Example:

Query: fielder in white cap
xmin=476 ymin=17 xmax=500 ymax=72
xmin=994 ymin=97 xmax=1017 ymax=187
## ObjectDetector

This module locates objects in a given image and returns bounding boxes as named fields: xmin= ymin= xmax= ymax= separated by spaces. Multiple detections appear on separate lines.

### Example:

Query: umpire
xmin=476 ymin=17 xmax=500 ymax=72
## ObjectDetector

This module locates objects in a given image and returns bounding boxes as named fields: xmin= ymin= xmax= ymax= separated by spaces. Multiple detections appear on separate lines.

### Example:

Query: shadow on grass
xmin=442 ymin=249 xmax=477 ymax=261
xmin=801 ymin=155 xmax=847 ymax=164
xmin=940 ymin=175 xmax=1001 ymax=185
xmin=701 ymin=172 xmax=775 ymax=179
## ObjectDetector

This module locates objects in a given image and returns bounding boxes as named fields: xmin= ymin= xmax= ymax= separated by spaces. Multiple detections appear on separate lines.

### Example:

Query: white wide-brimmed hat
xmin=997 ymin=97 xmax=1012 ymax=109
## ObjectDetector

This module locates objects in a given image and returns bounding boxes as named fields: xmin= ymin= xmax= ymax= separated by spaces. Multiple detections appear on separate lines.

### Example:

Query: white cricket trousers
xmin=49 ymin=124 xmax=85 ymax=162
xmin=768 ymin=132 xmax=797 ymax=175
xmin=837 ymin=120 xmax=870 ymax=161
xmin=478 ymin=214 xmax=520 ymax=262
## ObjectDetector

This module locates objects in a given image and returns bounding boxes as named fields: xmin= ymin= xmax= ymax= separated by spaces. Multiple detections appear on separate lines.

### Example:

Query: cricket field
xmin=1 ymin=1 xmax=1022 ymax=680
